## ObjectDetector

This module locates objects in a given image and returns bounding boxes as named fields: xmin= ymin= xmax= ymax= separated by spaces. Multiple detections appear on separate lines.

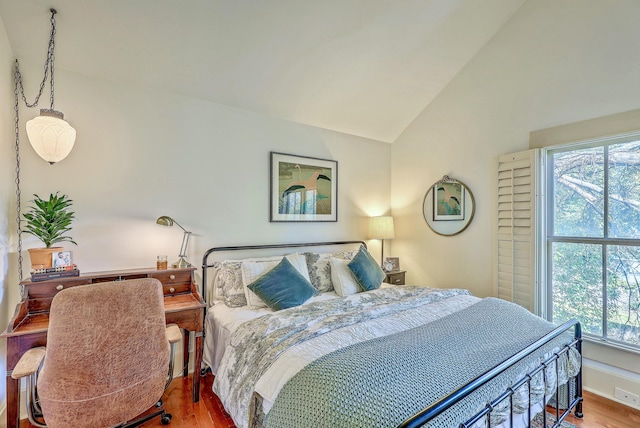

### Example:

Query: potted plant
xmin=23 ymin=192 xmax=77 ymax=269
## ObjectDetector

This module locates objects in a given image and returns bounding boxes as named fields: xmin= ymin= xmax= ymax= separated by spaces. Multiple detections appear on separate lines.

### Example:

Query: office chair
xmin=11 ymin=278 xmax=182 ymax=428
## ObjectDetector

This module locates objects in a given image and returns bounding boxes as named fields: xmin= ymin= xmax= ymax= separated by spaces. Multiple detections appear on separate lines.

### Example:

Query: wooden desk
xmin=1 ymin=267 xmax=206 ymax=428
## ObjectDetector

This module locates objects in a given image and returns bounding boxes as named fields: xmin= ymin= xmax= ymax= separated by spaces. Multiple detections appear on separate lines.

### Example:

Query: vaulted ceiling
xmin=0 ymin=0 xmax=526 ymax=143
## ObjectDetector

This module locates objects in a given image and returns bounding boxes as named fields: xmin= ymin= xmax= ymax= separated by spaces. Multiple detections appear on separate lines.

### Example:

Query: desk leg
xmin=6 ymin=374 xmax=19 ymax=428
xmin=192 ymin=331 xmax=203 ymax=403
xmin=182 ymin=329 xmax=190 ymax=378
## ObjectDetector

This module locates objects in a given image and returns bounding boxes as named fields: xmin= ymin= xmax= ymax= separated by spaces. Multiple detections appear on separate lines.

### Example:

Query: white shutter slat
xmin=499 ymin=158 xmax=531 ymax=170
xmin=496 ymin=149 xmax=540 ymax=312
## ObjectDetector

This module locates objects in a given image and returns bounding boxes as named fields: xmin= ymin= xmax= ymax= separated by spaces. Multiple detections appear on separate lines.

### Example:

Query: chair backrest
xmin=38 ymin=278 xmax=170 ymax=428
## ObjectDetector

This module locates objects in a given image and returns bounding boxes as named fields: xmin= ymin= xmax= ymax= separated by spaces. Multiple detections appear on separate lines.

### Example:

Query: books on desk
xmin=31 ymin=265 xmax=80 ymax=282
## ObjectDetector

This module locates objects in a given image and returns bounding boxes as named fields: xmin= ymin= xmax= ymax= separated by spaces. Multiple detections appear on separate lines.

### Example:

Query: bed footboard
xmin=398 ymin=320 xmax=583 ymax=428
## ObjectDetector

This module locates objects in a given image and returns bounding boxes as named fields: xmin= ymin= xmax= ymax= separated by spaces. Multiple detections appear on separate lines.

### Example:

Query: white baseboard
xmin=583 ymin=358 xmax=640 ymax=409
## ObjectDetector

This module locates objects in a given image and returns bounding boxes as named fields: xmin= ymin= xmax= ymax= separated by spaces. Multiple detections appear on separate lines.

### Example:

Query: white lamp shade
xmin=26 ymin=114 xmax=76 ymax=164
xmin=369 ymin=216 xmax=395 ymax=239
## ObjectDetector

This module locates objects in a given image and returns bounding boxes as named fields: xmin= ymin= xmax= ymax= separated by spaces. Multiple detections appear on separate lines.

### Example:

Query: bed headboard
xmin=201 ymin=240 xmax=366 ymax=305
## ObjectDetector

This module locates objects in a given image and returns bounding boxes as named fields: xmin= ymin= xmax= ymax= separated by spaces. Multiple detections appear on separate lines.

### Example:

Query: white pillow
xmin=329 ymin=257 xmax=361 ymax=297
xmin=241 ymin=253 xmax=311 ymax=309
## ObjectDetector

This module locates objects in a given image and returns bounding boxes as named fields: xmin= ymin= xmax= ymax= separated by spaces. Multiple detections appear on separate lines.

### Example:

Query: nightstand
xmin=384 ymin=270 xmax=406 ymax=285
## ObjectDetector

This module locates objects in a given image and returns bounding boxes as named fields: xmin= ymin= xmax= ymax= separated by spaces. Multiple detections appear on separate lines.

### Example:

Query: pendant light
xmin=13 ymin=9 xmax=75 ymax=281
xmin=15 ymin=9 xmax=76 ymax=165
xmin=26 ymin=110 xmax=76 ymax=164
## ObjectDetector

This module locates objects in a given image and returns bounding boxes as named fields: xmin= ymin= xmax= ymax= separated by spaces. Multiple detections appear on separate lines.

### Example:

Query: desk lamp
xmin=156 ymin=216 xmax=192 ymax=268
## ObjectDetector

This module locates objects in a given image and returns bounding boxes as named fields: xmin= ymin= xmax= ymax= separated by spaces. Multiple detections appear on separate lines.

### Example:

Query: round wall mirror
xmin=422 ymin=176 xmax=475 ymax=236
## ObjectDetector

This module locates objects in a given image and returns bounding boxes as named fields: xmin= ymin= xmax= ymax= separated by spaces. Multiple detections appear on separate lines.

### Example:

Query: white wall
xmin=10 ymin=69 xmax=390 ymax=275
xmin=0 ymin=14 xmax=16 ymax=423
xmin=0 ymin=41 xmax=391 ymax=421
xmin=391 ymin=0 xmax=640 ymax=405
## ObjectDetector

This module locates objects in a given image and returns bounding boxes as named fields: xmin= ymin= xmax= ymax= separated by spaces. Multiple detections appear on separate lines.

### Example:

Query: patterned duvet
xmin=212 ymin=286 xmax=580 ymax=428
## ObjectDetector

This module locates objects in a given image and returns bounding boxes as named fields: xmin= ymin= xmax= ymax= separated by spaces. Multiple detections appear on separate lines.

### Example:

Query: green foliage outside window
xmin=550 ymin=140 xmax=640 ymax=347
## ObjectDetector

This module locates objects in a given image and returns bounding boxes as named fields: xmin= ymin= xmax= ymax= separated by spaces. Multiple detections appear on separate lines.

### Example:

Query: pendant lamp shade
xmin=26 ymin=110 xmax=76 ymax=165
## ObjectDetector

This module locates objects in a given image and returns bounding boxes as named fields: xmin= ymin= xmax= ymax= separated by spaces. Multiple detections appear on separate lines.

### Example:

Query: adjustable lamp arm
xmin=178 ymin=230 xmax=191 ymax=258
xmin=170 ymin=218 xmax=188 ymax=233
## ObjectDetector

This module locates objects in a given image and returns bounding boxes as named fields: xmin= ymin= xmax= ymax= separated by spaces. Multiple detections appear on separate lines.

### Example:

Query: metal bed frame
xmin=201 ymin=240 xmax=583 ymax=428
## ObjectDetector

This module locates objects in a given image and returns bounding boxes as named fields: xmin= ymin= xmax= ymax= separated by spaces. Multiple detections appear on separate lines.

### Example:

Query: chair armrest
xmin=166 ymin=324 xmax=182 ymax=344
xmin=11 ymin=347 xmax=46 ymax=379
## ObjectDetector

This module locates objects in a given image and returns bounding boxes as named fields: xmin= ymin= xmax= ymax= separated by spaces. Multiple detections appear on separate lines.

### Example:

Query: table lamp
xmin=156 ymin=216 xmax=192 ymax=268
xmin=369 ymin=216 xmax=395 ymax=268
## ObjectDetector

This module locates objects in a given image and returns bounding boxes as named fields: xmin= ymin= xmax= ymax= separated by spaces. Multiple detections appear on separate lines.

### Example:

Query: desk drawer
xmin=150 ymin=270 xmax=192 ymax=295
xmin=26 ymin=278 xmax=93 ymax=299
xmin=26 ymin=278 xmax=93 ymax=313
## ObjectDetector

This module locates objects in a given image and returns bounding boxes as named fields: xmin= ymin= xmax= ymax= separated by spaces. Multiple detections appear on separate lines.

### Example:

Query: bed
xmin=201 ymin=241 xmax=583 ymax=428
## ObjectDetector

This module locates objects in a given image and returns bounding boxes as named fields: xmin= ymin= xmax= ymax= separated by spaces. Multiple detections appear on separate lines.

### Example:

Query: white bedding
xmin=204 ymin=286 xmax=576 ymax=428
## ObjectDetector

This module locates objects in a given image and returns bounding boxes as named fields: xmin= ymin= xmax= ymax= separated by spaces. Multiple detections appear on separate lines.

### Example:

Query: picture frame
xmin=433 ymin=180 xmax=465 ymax=221
xmin=270 ymin=152 xmax=338 ymax=222
xmin=52 ymin=250 xmax=73 ymax=268
xmin=384 ymin=257 xmax=400 ymax=272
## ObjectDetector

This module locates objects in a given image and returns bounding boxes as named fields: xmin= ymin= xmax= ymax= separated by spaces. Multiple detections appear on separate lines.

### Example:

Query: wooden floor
xmin=20 ymin=372 xmax=640 ymax=427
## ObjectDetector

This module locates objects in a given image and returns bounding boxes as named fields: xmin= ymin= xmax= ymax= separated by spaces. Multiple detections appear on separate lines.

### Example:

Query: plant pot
xmin=28 ymin=247 xmax=64 ymax=270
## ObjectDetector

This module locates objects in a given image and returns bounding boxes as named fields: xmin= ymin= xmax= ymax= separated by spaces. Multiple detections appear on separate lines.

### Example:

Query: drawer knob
xmin=169 ymin=275 xmax=176 ymax=280
xmin=169 ymin=287 xmax=175 ymax=293
xmin=394 ymin=279 xmax=401 ymax=283
xmin=56 ymin=284 xmax=64 ymax=291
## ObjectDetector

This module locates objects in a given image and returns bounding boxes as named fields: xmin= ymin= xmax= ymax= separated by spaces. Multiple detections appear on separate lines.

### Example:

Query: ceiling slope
xmin=0 ymin=0 xmax=525 ymax=142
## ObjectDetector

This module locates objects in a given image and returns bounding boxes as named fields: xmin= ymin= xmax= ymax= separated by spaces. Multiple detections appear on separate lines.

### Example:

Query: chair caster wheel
xmin=161 ymin=413 xmax=172 ymax=425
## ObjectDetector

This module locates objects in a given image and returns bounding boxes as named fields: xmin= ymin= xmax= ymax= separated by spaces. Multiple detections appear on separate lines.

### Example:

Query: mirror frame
xmin=422 ymin=176 xmax=475 ymax=236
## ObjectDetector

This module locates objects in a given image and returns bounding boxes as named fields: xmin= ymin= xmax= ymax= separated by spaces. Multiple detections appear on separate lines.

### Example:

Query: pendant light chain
xmin=13 ymin=9 xmax=57 ymax=281
xmin=14 ymin=65 xmax=23 ymax=282
xmin=14 ymin=9 xmax=56 ymax=109
xmin=48 ymin=10 xmax=56 ymax=110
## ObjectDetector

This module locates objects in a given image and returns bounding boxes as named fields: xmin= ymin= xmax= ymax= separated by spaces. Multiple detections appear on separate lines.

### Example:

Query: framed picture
xmin=384 ymin=257 xmax=400 ymax=272
xmin=52 ymin=250 xmax=73 ymax=268
xmin=270 ymin=152 xmax=338 ymax=222
xmin=433 ymin=181 xmax=465 ymax=221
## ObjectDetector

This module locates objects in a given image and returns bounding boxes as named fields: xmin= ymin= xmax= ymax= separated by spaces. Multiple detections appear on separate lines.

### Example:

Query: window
xmin=546 ymin=137 xmax=640 ymax=349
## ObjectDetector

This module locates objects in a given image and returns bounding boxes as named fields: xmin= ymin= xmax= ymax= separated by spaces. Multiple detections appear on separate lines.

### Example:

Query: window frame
xmin=543 ymin=132 xmax=640 ymax=353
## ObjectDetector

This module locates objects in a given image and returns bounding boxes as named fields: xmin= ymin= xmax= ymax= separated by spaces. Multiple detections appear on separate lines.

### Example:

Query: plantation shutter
xmin=497 ymin=149 xmax=541 ymax=314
